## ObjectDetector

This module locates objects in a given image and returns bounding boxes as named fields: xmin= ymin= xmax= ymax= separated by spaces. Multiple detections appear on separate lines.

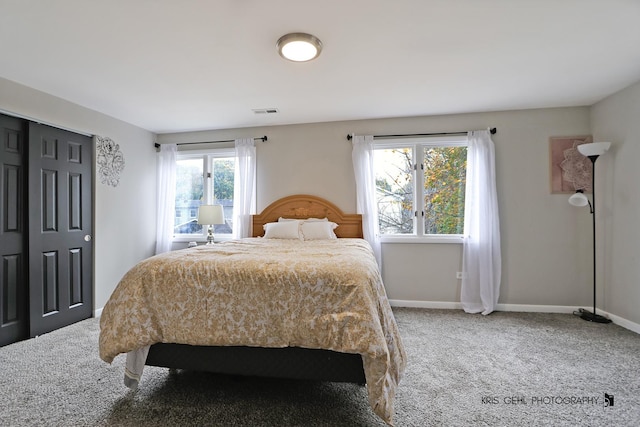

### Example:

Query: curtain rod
xmin=154 ymin=135 xmax=267 ymax=148
xmin=346 ymin=127 xmax=497 ymax=141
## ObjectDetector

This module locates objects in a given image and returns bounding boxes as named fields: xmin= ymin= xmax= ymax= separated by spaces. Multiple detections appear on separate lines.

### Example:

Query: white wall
xmin=158 ymin=106 xmax=594 ymax=309
xmin=0 ymin=77 xmax=157 ymax=312
xmin=591 ymin=80 xmax=640 ymax=326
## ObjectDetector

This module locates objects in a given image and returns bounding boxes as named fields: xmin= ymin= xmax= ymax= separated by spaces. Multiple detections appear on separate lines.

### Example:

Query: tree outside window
xmin=374 ymin=139 xmax=467 ymax=237
xmin=423 ymin=146 xmax=466 ymax=234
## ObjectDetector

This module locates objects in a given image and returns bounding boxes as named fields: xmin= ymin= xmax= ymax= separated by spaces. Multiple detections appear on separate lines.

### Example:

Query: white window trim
xmin=375 ymin=135 xmax=467 ymax=244
xmin=379 ymin=234 xmax=464 ymax=244
xmin=173 ymin=148 xmax=235 ymax=243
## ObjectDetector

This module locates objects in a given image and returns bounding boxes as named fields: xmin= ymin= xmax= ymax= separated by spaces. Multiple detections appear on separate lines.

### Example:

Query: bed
xmin=99 ymin=194 xmax=406 ymax=424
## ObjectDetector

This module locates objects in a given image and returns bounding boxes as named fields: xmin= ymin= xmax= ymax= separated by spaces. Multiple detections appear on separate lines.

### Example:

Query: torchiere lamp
xmin=568 ymin=142 xmax=612 ymax=323
xmin=197 ymin=204 xmax=224 ymax=245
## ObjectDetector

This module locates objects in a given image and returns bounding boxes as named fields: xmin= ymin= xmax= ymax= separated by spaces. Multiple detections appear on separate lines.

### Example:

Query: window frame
xmin=173 ymin=147 xmax=235 ymax=243
xmin=374 ymin=135 xmax=468 ymax=244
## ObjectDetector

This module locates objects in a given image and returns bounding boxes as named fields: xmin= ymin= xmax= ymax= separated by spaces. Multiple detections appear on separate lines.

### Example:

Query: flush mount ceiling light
xmin=277 ymin=33 xmax=322 ymax=62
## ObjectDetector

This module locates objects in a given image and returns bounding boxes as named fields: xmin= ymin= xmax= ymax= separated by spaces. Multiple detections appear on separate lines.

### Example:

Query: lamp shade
xmin=277 ymin=33 xmax=322 ymax=62
xmin=577 ymin=142 xmax=611 ymax=157
xmin=568 ymin=192 xmax=589 ymax=207
xmin=197 ymin=205 xmax=224 ymax=225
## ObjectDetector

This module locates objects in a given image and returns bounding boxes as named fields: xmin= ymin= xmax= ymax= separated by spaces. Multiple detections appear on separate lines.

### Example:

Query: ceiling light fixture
xmin=277 ymin=33 xmax=322 ymax=62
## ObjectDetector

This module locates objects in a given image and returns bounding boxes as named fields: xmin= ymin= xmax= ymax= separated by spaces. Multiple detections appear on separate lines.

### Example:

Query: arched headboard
xmin=251 ymin=194 xmax=363 ymax=238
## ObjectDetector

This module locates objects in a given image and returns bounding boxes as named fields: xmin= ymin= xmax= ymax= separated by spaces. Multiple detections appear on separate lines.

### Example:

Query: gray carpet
xmin=1 ymin=308 xmax=639 ymax=426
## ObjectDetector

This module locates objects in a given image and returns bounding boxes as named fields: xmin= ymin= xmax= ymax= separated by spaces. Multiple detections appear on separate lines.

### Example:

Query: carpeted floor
xmin=1 ymin=308 xmax=639 ymax=426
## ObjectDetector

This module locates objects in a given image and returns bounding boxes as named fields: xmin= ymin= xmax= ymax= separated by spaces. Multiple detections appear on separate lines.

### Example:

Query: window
xmin=373 ymin=136 xmax=467 ymax=241
xmin=174 ymin=149 xmax=235 ymax=241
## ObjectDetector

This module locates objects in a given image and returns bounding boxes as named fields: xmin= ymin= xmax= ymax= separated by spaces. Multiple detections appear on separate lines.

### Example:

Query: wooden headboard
xmin=251 ymin=194 xmax=363 ymax=238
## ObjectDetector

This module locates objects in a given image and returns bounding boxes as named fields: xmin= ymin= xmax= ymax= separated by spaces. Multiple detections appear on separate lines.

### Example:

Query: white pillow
xmin=278 ymin=217 xmax=328 ymax=222
xmin=263 ymin=221 xmax=302 ymax=239
xmin=300 ymin=221 xmax=338 ymax=240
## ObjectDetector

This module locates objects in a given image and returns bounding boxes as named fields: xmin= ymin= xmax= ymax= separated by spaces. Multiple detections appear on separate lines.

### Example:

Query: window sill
xmin=173 ymin=235 xmax=234 ymax=244
xmin=379 ymin=235 xmax=464 ymax=244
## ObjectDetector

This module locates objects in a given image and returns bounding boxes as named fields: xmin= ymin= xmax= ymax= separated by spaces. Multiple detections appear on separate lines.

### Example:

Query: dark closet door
xmin=0 ymin=115 xmax=27 ymax=346
xmin=28 ymin=123 xmax=93 ymax=337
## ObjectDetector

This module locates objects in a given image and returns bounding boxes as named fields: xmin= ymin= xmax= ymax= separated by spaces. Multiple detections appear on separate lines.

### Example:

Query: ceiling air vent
xmin=252 ymin=108 xmax=279 ymax=114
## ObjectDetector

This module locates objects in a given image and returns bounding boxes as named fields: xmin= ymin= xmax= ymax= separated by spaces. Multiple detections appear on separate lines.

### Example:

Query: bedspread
xmin=99 ymin=238 xmax=406 ymax=424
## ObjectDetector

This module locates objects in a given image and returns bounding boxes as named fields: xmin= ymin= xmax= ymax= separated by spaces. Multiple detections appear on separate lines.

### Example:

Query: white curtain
xmin=233 ymin=138 xmax=256 ymax=239
xmin=461 ymin=130 xmax=502 ymax=315
xmin=351 ymin=135 xmax=382 ymax=266
xmin=155 ymin=144 xmax=177 ymax=254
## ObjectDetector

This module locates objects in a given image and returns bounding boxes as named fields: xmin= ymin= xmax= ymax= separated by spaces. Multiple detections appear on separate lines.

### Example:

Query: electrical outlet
xmin=456 ymin=272 xmax=463 ymax=279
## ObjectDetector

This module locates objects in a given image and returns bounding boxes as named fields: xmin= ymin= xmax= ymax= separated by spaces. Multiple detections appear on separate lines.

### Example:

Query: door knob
xmin=84 ymin=235 xmax=92 ymax=242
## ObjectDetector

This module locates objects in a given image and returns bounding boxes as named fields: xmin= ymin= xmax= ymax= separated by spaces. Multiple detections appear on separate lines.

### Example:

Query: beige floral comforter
xmin=99 ymin=238 xmax=406 ymax=424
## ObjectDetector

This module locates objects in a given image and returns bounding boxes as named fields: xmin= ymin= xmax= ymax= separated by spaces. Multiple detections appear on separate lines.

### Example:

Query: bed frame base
xmin=147 ymin=343 xmax=366 ymax=384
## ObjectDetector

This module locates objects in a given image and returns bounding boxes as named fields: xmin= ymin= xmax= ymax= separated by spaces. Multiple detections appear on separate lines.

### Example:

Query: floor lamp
xmin=568 ymin=142 xmax=611 ymax=323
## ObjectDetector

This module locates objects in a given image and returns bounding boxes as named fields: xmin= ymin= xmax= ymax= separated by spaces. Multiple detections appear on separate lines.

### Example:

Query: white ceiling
xmin=1 ymin=0 xmax=639 ymax=134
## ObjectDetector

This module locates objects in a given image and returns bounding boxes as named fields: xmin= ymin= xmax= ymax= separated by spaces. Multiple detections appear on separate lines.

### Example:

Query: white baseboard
xmin=388 ymin=300 xmax=640 ymax=334
xmin=94 ymin=299 xmax=640 ymax=335
xmin=495 ymin=303 xmax=579 ymax=314
xmin=605 ymin=311 xmax=640 ymax=334
xmin=389 ymin=299 xmax=463 ymax=310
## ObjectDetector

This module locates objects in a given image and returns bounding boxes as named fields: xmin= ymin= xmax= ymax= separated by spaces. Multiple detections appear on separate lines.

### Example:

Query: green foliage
xmin=212 ymin=158 xmax=234 ymax=201
xmin=174 ymin=158 xmax=235 ymax=205
xmin=423 ymin=147 xmax=466 ymax=234
xmin=375 ymin=145 xmax=466 ymax=235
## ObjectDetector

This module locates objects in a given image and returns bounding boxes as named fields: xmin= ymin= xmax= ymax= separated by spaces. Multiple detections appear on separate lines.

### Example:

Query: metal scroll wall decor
xmin=96 ymin=135 xmax=125 ymax=187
